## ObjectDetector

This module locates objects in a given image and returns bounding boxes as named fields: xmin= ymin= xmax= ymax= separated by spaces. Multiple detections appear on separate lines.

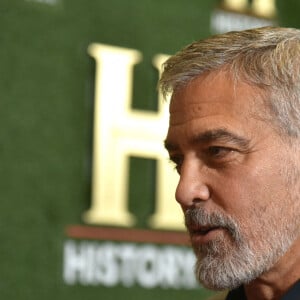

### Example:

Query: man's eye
xmin=207 ymin=146 xmax=233 ymax=158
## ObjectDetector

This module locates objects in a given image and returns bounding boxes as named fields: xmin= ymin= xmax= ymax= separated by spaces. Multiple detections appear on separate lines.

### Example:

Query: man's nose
xmin=175 ymin=160 xmax=210 ymax=210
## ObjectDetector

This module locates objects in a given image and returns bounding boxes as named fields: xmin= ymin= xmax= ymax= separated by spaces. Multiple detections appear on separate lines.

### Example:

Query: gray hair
xmin=159 ymin=26 xmax=300 ymax=137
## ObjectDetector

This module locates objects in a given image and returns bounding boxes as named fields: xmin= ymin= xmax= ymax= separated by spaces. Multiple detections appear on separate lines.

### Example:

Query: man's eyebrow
xmin=191 ymin=129 xmax=250 ymax=148
xmin=164 ymin=129 xmax=250 ymax=152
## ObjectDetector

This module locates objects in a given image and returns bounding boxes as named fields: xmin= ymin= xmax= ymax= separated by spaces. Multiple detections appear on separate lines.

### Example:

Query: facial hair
xmin=184 ymin=207 xmax=297 ymax=290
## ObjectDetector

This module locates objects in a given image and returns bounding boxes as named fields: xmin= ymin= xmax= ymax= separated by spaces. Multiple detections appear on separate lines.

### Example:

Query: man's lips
xmin=184 ymin=208 xmax=241 ymax=245
xmin=188 ymin=225 xmax=225 ymax=244
xmin=189 ymin=225 xmax=222 ymax=234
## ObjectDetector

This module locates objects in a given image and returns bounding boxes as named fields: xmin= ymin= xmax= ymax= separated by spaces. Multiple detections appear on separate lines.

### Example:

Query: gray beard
xmin=185 ymin=208 xmax=295 ymax=290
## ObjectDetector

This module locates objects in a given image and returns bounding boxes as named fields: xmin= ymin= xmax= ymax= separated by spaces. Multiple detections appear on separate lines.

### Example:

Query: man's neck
xmin=244 ymin=239 xmax=300 ymax=300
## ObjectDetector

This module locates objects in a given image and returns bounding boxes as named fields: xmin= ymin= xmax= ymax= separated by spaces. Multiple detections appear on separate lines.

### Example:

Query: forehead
xmin=169 ymin=70 xmax=264 ymax=126
xmin=167 ymin=70 xmax=270 ymax=145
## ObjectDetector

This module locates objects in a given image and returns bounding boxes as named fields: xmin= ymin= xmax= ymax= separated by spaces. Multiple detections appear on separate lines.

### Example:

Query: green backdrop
xmin=0 ymin=0 xmax=298 ymax=299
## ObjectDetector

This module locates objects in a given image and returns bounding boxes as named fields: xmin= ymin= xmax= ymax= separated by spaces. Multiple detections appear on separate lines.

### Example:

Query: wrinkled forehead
xmin=168 ymin=70 xmax=269 ymax=126
xmin=169 ymin=99 xmax=236 ymax=127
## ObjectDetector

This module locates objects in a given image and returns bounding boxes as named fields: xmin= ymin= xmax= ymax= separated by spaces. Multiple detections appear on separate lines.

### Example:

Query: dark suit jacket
xmin=206 ymin=280 xmax=300 ymax=300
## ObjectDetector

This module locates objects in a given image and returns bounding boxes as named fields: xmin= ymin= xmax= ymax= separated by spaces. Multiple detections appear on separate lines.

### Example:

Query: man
xmin=160 ymin=27 xmax=300 ymax=299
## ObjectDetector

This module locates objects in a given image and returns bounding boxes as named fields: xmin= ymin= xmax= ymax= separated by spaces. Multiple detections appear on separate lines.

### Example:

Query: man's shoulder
xmin=206 ymin=291 xmax=229 ymax=300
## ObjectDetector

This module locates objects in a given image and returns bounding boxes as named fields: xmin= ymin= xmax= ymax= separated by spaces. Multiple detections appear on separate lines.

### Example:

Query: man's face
xmin=165 ymin=70 xmax=300 ymax=290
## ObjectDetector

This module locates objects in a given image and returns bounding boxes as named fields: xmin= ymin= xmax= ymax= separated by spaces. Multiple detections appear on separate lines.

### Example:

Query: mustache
xmin=184 ymin=208 xmax=241 ymax=242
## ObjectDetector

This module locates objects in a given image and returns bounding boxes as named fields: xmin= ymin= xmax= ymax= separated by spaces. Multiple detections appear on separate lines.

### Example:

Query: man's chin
xmin=193 ymin=243 xmax=255 ymax=291
xmin=195 ymin=263 xmax=244 ymax=291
